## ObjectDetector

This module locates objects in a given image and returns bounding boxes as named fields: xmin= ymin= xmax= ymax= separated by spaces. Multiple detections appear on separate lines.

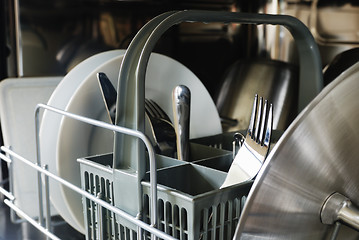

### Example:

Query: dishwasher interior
xmin=0 ymin=0 xmax=359 ymax=239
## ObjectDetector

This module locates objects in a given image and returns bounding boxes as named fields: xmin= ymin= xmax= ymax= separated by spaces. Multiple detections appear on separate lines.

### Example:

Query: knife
xmin=97 ymin=72 xmax=117 ymax=124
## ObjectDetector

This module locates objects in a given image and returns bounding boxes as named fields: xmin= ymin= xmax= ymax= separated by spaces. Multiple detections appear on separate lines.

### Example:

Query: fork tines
xmin=247 ymin=94 xmax=273 ymax=147
xmin=145 ymin=98 xmax=171 ymax=122
xmin=145 ymin=99 xmax=155 ymax=117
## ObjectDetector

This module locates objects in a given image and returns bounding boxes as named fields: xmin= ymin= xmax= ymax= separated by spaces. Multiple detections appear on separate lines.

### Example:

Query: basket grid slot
xmin=118 ymin=225 xmax=137 ymax=240
xmin=141 ymin=188 xmax=248 ymax=240
xmin=199 ymin=196 xmax=247 ymax=240
xmin=208 ymin=143 xmax=223 ymax=149
xmin=84 ymin=171 xmax=121 ymax=240
xmin=143 ymin=194 xmax=189 ymax=240
xmin=83 ymin=170 xmax=145 ymax=240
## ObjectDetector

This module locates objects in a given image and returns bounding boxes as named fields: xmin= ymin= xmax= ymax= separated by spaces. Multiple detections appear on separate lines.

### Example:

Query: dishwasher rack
xmin=0 ymin=103 xmax=253 ymax=240
xmin=0 ymin=103 xmax=251 ymax=240
xmin=0 ymin=10 xmax=323 ymax=240
xmin=0 ymin=103 xmax=179 ymax=240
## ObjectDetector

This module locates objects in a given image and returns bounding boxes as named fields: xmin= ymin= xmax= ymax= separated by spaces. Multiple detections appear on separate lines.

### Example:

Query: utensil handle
xmin=172 ymin=85 xmax=191 ymax=161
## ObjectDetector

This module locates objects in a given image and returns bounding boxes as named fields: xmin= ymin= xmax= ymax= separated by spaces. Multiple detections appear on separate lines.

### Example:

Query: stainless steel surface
xmin=0 ymin=191 xmax=83 ymax=240
xmin=4 ymin=199 xmax=61 ymax=240
xmin=172 ymin=85 xmax=191 ymax=161
xmin=235 ymin=62 xmax=359 ymax=239
xmin=260 ymin=0 xmax=290 ymax=63
xmin=216 ymin=59 xmax=298 ymax=132
xmin=14 ymin=0 xmax=22 ymax=77
xmin=308 ymin=0 xmax=359 ymax=46
xmin=283 ymin=1 xmax=359 ymax=67
xmin=232 ymin=132 xmax=244 ymax=159
xmin=145 ymin=99 xmax=176 ymax=157
xmin=321 ymin=192 xmax=359 ymax=231
xmin=221 ymin=95 xmax=273 ymax=188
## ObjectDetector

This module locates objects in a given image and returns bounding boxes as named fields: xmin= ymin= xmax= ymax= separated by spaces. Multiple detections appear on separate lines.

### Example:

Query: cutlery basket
xmin=78 ymin=9 xmax=322 ymax=240
xmin=79 ymin=140 xmax=252 ymax=240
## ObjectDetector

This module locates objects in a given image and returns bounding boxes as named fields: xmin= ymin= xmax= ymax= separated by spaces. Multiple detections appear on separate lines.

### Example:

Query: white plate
xmin=0 ymin=77 xmax=62 ymax=218
xmin=39 ymin=50 xmax=126 ymax=233
xmin=41 ymin=50 xmax=222 ymax=233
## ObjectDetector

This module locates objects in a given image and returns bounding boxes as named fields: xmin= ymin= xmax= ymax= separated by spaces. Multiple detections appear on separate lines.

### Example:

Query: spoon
xmin=172 ymin=85 xmax=191 ymax=161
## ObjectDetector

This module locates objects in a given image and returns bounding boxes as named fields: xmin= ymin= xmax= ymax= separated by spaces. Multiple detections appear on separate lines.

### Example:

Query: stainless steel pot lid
xmin=234 ymin=62 xmax=359 ymax=239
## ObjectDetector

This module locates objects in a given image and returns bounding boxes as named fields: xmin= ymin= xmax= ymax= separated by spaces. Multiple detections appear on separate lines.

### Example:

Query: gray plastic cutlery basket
xmin=79 ymin=142 xmax=252 ymax=240
xmin=77 ymin=9 xmax=322 ymax=240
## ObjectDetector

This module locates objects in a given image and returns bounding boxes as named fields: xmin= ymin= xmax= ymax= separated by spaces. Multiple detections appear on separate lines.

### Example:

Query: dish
xmin=41 ymin=50 xmax=222 ymax=233
xmin=0 ymin=77 xmax=62 ymax=218
xmin=39 ymin=50 xmax=126 ymax=233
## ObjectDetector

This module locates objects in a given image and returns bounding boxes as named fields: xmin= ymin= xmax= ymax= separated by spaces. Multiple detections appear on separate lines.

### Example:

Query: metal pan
xmin=235 ymin=62 xmax=359 ymax=239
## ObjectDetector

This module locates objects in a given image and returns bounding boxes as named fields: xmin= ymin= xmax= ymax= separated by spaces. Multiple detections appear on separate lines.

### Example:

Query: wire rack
xmin=0 ymin=103 xmax=251 ymax=240
xmin=0 ymin=10 xmax=323 ymax=240
xmin=0 ymin=103 xmax=179 ymax=240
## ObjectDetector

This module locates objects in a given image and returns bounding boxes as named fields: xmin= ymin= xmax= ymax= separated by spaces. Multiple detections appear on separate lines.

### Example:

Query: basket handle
xmin=114 ymin=10 xmax=323 ymax=170
xmin=111 ymin=10 xmax=176 ymax=172
xmin=110 ymin=10 xmax=177 ymax=226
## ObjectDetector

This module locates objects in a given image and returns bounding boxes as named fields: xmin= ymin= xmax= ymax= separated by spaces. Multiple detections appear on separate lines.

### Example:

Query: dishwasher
xmin=1 ymin=1 xmax=359 ymax=240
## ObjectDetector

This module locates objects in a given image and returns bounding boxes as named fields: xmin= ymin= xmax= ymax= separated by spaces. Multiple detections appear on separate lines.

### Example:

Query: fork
xmin=145 ymin=99 xmax=177 ymax=158
xmin=220 ymin=94 xmax=273 ymax=188
xmin=97 ymin=72 xmax=177 ymax=157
